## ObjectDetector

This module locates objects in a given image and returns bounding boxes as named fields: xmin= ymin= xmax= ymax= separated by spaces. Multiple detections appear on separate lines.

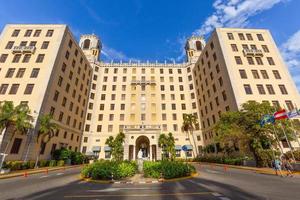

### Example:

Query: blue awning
xmin=104 ymin=146 xmax=112 ymax=151
xmin=186 ymin=145 xmax=193 ymax=150
xmin=175 ymin=145 xmax=182 ymax=150
xmin=92 ymin=146 xmax=101 ymax=152
xmin=85 ymin=151 xmax=94 ymax=156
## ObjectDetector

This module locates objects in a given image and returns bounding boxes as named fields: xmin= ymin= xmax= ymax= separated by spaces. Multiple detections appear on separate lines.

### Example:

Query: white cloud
xmin=194 ymin=0 xmax=286 ymax=36
xmin=101 ymin=44 xmax=139 ymax=62
xmin=173 ymin=0 xmax=286 ymax=62
xmin=281 ymin=30 xmax=300 ymax=90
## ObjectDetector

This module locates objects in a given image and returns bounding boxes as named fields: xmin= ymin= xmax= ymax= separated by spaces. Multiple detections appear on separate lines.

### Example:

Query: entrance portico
xmin=123 ymin=124 xmax=161 ymax=161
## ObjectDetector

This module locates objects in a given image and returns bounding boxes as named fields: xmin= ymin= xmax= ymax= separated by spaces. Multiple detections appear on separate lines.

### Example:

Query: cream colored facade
xmin=193 ymin=28 xmax=300 ymax=151
xmin=0 ymin=25 xmax=299 ymax=162
xmin=0 ymin=24 xmax=92 ymax=161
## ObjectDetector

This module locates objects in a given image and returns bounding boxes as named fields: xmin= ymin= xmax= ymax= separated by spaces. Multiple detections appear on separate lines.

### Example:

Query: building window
xmin=272 ymin=70 xmax=281 ymax=79
xmin=33 ymin=30 xmax=41 ymax=37
xmin=5 ymin=41 xmax=14 ymax=49
xmin=246 ymin=33 xmax=253 ymax=40
xmin=29 ymin=68 xmax=39 ymax=78
xmin=231 ymin=44 xmax=238 ymax=51
xmin=36 ymin=54 xmax=45 ymax=63
xmin=238 ymin=33 xmax=245 ymax=40
xmin=24 ymin=30 xmax=32 ymax=37
xmin=251 ymin=70 xmax=260 ymax=79
xmin=12 ymin=54 xmax=21 ymax=63
xmin=244 ymin=84 xmax=252 ymax=94
xmin=29 ymin=41 xmax=37 ymax=47
xmin=239 ymin=69 xmax=247 ymax=79
xmin=266 ymin=84 xmax=275 ymax=95
xmin=255 ymin=57 xmax=263 ymax=65
xmin=10 ymin=138 xmax=22 ymax=154
xmin=227 ymin=33 xmax=234 ymax=40
xmin=41 ymin=41 xmax=49 ymax=49
xmin=235 ymin=56 xmax=242 ymax=65
xmin=9 ymin=84 xmax=19 ymax=94
xmin=0 ymin=54 xmax=8 ymax=63
xmin=257 ymin=84 xmax=266 ymax=95
xmin=12 ymin=29 xmax=20 ymax=37
xmin=279 ymin=85 xmax=288 ymax=95
xmin=247 ymin=57 xmax=254 ymax=65
xmin=260 ymin=70 xmax=269 ymax=79
xmin=285 ymin=101 xmax=294 ymax=111
xmin=222 ymin=91 xmax=227 ymax=101
xmin=267 ymin=57 xmax=275 ymax=65
xmin=46 ymin=30 xmax=54 ymax=37
xmin=262 ymin=45 xmax=269 ymax=53
xmin=257 ymin=34 xmax=264 ymax=41
xmin=0 ymin=84 xmax=9 ymax=94
xmin=22 ymin=54 xmax=31 ymax=63
xmin=16 ymin=68 xmax=25 ymax=78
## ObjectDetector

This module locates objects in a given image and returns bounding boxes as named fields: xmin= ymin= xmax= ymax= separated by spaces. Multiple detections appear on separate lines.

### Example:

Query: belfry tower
xmin=79 ymin=34 xmax=102 ymax=62
xmin=185 ymin=36 xmax=206 ymax=63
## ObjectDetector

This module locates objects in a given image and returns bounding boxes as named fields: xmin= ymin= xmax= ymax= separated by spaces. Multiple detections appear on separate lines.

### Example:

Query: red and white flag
xmin=273 ymin=109 xmax=288 ymax=120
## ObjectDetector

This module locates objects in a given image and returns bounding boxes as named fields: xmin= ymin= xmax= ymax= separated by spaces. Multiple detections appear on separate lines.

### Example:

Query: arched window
xmin=196 ymin=41 xmax=202 ymax=51
xmin=83 ymin=39 xmax=90 ymax=49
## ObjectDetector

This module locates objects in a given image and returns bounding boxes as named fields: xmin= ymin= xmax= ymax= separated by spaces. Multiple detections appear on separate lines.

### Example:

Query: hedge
xmin=285 ymin=150 xmax=300 ymax=161
xmin=143 ymin=161 xmax=196 ymax=179
xmin=81 ymin=160 xmax=137 ymax=180
xmin=195 ymin=156 xmax=246 ymax=166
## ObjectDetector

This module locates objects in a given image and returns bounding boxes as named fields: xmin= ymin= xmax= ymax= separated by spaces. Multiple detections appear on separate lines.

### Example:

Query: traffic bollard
xmin=23 ymin=172 xmax=28 ymax=178
xmin=45 ymin=169 xmax=48 ymax=174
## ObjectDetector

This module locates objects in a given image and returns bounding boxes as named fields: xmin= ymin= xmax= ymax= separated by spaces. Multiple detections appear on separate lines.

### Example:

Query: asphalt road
xmin=0 ymin=164 xmax=299 ymax=200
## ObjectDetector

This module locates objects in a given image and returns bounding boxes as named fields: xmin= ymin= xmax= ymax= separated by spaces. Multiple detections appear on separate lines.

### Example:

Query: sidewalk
xmin=0 ymin=164 xmax=84 ymax=179
xmin=196 ymin=162 xmax=300 ymax=176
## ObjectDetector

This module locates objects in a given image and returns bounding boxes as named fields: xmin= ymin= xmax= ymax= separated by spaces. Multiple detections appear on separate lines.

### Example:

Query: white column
xmin=149 ymin=145 xmax=152 ymax=161
xmin=133 ymin=145 xmax=136 ymax=160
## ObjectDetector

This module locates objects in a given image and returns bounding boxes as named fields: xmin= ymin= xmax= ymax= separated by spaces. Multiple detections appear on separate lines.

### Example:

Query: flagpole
xmin=279 ymin=122 xmax=296 ymax=161
xmin=272 ymin=124 xmax=284 ymax=154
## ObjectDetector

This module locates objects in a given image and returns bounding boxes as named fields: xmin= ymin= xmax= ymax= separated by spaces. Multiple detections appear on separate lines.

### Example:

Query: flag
xmin=274 ymin=109 xmax=288 ymax=120
xmin=287 ymin=109 xmax=299 ymax=119
xmin=260 ymin=114 xmax=275 ymax=127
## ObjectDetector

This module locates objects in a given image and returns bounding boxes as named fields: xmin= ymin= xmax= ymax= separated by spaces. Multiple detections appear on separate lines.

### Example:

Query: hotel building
xmin=0 ymin=24 xmax=299 ymax=161
xmin=0 ymin=24 xmax=92 ymax=161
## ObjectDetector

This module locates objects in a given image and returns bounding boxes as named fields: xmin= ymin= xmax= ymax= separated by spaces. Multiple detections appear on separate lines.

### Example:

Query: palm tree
xmin=182 ymin=113 xmax=199 ymax=158
xmin=158 ymin=133 xmax=175 ymax=160
xmin=0 ymin=102 xmax=33 ymax=169
xmin=35 ymin=114 xmax=58 ymax=168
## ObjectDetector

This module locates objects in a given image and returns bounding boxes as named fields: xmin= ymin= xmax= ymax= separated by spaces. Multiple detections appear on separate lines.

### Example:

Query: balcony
xmin=12 ymin=46 xmax=36 ymax=54
xmin=131 ymin=80 xmax=156 ymax=85
xmin=124 ymin=124 xmax=161 ymax=132
xmin=243 ymin=49 xmax=263 ymax=57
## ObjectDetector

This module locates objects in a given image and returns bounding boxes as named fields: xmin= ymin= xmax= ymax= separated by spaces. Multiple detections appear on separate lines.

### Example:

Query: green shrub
xmin=71 ymin=152 xmax=85 ymax=165
xmin=81 ymin=160 xmax=137 ymax=180
xmin=53 ymin=148 xmax=71 ymax=161
xmin=285 ymin=150 xmax=300 ymax=161
xmin=256 ymin=149 xmax=280 ymax=167
xmin=143 ymin=161 xmax=195 ymax=179
xmin=195 ymin=155 xmax=249 ymax=166
xmin=143 ymin=161 xmax=162 ymax=178
xmin=57 ymin=160 xmax=65 ymax=167
xmin=49 ymin=160 xmax=57 ymax=167
xmin=7 ymin=161 xmax=23 ymax=171
xmin=39 ymin=160 xmax=49 ymax=167
xmin=21 ymin=161 xmax=35 ymax=169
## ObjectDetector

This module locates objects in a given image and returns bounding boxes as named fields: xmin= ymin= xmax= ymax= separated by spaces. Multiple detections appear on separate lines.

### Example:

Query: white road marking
xmin=212 ymin=192 xmax=222 ymax=196
xmin=40 ymin=175 xmax=49 ymax=178
xmin=219 ymin=197 xmax=231 ymax=200
xmin=56 ymin=173 xmax=64 ymax=176
xmin=205 ymin=169 xmax=224 ymax=174
xmin=87 ymin=187 xmax=159 ymax=192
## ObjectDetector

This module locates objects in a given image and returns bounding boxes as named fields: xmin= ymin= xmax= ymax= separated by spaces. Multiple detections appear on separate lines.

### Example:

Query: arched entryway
xmin=135 ymin=135 xmax=150 ymax=159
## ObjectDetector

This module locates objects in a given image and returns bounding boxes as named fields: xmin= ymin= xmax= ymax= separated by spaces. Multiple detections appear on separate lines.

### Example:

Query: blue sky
xmin=0 ymin=0 xmax=300 ymax=89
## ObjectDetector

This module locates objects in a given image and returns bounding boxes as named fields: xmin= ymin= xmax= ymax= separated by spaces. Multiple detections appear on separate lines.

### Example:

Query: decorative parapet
xmin=243 ymin=49 xmax=263 ymax=57
xmin=12 ymin=46 xmax=36 ymax=54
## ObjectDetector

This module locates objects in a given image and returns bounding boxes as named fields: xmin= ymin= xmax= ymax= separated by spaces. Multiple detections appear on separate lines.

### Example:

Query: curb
xmin=80 ymin=173 xmax=199 ymax=184
xmin=0 ymin=165 xmax=84 ymax=180
xmin=196 ymin=162 xmax=300 ymax=175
